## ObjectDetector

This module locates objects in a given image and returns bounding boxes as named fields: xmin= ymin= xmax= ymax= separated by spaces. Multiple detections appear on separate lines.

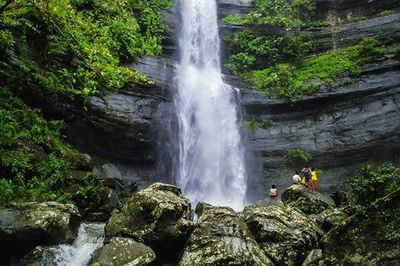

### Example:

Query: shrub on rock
xmin=320 ymin=188 xmax=400 ymax=265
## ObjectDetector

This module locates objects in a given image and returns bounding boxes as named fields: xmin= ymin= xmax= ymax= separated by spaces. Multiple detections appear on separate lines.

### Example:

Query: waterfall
xmin=35 ymin=223 xmax=105 ymax=266
xmin=175 ymin=0 xmax=247 ymax=210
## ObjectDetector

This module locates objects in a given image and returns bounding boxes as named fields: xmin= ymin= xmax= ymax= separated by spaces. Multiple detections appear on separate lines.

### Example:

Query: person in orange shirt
xmin=310 ymin=167 xmax=318 ymax=191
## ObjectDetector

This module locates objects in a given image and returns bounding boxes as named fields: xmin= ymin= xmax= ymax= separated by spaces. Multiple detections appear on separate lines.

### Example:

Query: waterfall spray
xmin=175 ymin=0 xmax=247 ymax=210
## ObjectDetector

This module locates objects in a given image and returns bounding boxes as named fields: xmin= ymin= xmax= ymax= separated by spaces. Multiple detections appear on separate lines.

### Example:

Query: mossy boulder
xmin=312 ymin=208 xmax=349 ymax=232
xmin=179 ymin=205 xmax=273 ymax=266
xmin=0 ymin=202 xmax=81 ymax=264
xmin=320 ymin=188 xmax=400 ymax=265
xmin=302 ymin=249 xmax=323 ymax=266
xmin=243 ymin=205 xmax=323 ymax=266
xmin=281 ymin=185 xmax=335 ymax=214
xmin=105 ymin=183 xmax=193 ymax=261
xmin=91 ymin=237 xmax=155 ymax=266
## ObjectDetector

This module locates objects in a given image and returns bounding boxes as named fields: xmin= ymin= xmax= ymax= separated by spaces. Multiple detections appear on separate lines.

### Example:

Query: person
xmin=269 ymin=184 xmax=278 ymax=198
xmin=310 ymin=167 xmax=318 ymax=191
xmin=292 ymin=171 xmax=301 ymax=184
xmin=300 ymin=172 xmax=306 ymax=186
xmin=301 ymin=165 xmax=312 ymax=187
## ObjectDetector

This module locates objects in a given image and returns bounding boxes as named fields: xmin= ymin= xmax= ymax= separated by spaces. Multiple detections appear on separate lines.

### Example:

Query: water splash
xmin=36 ymin=223 xmax=105 ymax=266
xmin=175 ymin=0 xmax=247 ymax=210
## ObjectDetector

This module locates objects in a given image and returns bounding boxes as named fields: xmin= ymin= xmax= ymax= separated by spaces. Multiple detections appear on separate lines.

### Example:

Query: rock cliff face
xmin=63 ymin=0 xmax=400 ymax=200
xmin=221 ymin=0 xmax=400 ymax=197
xmin=243 ymin=59 xmax=400 ymax=195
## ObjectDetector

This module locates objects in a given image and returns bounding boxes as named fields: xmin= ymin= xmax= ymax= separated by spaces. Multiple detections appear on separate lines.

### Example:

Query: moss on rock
xmin=243 ymin=204 xmax=323 ymax=265
xmin=179 ymin=205 xmax=273 ymax=266
xmin=281 ymin=185 xmax=335 ymax=214
xmin=105 ymin=183 xmax=193 ymax=262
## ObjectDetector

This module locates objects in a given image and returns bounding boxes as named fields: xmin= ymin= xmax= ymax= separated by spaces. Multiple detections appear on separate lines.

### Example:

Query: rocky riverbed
xmin=2 ymin=183 xmax=399 ymax=265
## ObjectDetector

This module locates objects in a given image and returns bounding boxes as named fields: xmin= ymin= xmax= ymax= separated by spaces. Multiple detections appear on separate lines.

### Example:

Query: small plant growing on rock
xmin=243 ymin=119 xmax=273 ymax=132
xmin=378 ymin=10 xmax=396 ymax=17
xmin=285 ymin=148 xmax=311 ymax=167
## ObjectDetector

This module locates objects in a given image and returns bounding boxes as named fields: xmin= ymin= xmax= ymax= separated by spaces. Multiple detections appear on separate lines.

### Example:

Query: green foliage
xmin=395 ymin=47 xmax=400 ymax=60
xmin=349 ymin=163 xmax=400 ymax=206
xmin=0 ymin=88 xmax=105 ymax=207
xmin=225 ymin=30 xmax=312 ymax=75
xmin=225 ymin=52 xmax=256 ymax=74
xmin=285 ymin=148 xmax=311 ymax=167
xmin=223 ymin=15 xmax=246 ymax=24
xmin=378 ymin=10 xmax=396 ymax=17
xmin=73 ymin=172 xmax=107 ymax=209
xmin=243 ymin=119 xmax=273 ymax=132
xmin=225 ymin=0 xmax=315 ymax=29
xmin=0 ymin=29 xmax=14 ymax=50
xmin=0 ymin=0 xmax=172 ymax=99
xmin=251 ymin=37 xmax=384 ymax=99
xmin=223 ymin=0 xmax=314 ymax=76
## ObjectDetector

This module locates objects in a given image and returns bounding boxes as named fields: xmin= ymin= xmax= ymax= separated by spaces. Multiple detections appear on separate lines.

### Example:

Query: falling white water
xmin=35 ymin=223 xmax=105 ymax=266
xmin=175 ymin=0 xmax=247 ymax=210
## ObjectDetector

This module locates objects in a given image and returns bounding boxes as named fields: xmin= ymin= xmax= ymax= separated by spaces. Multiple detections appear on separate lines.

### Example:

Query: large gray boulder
xmin=0 ymin=202 xmax=81 ymax=264
xmin=91 ymin=237 xmax=155 ymax=266
xmin=179 ymin=205 xmax=274 ymax=266
xmin=105 ymin=183 xmax=193 ymax=261
xmin=281 ymin=185 xmax=335 ymax=214
xmin=0 ymin=201 xmax=80 ymax=245
xmin=243 ymin=205 xmax=323 ymax=266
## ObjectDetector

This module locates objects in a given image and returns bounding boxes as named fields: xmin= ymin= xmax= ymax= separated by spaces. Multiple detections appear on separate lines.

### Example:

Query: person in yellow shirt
xmin=310 ymin=167 xmax=318 ymax=191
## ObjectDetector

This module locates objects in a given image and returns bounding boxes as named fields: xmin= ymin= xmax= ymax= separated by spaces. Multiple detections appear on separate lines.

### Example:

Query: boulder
xmin=101 ymin=163 xmax=123 ymax=180
xmin=179 ymin=205 xmax=273 ymax=266
xmin=16 ymin=246 xmax=57 ymax=266
xmin=91 ymin=237 xmax=155 ymax=266
xmin=330 ymin=190 xmax=350 ymax=207
xmin=312 ymin=208 xmax=348 ymax=232
xmin=281 ymin=185 xmax=335 ymax=214
xmin=243 ymin=205 xmax=323 ymax=265
xmin=302 ymin=249 xmax=323 ymax=266
xmin=320 ymin=188 xmax=400 ymax=265
xmin=105 ymin=183 xmax=193 ymax=261
xmin=76 ymin=153 xmax=94 ymax=171
xmin=0 ymin=202 xmax=81 ymax=264
xmin=243 ymin=198 xmax=284 ymax=210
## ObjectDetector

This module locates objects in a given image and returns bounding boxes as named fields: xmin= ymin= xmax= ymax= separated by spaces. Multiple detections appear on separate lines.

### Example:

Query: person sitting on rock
xmin=269 ymin=184 xmax=278 ymax=198
xmin=310 ymin=167 xmax=318 ymax=191
xmin=301 ymin=165 xmax=312 ymax=187
xmin=292 ymin=171 xmax=301 ymax=184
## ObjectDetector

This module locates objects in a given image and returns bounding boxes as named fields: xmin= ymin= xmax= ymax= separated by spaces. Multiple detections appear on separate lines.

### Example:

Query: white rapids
xmin=175 ymin=0 xmax=247 ymax=210
xmin=36 ymin=222 xmax=105 ymax=266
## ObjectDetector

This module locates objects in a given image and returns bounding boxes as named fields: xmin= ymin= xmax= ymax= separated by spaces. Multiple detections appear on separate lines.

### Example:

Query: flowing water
xmin=175 ymin=0 xmax=247 ymax=210
xmin=36 ymin=223 xmax=105 ymax=265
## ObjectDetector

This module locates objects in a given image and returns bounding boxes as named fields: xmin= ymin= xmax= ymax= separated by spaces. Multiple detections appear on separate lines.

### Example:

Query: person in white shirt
xmin=269 ymin=184 xmax=278 ymax=198
xmin=292 ymin=171 xmax=301 ymax=184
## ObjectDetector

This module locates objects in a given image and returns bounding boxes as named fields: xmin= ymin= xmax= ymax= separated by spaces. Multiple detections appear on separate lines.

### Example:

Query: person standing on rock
xmin=310 ymin=167 xmax=318 ymax=191
xmin=301 ymin=165 xmax=312 ymax=187
xmin=269 ymin=184 xmax=278 ymax=198
xmin=292 ymin=171 xmax=301 ymax=184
